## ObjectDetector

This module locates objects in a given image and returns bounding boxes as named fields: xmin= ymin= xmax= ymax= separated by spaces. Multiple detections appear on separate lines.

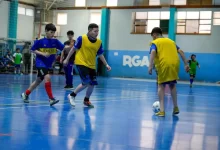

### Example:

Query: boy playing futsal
xmin=61 ymin=30 xmax=75 ymax=89
xmin=21 ymin=23 xmax=70 ymax=106
xmin=63 ymin=23 xmax=111 ymax=108
xmin=148 ymin=27 xmax=189 ymax=117
xmin=188 ymin=54 xmax=200 ymax=87
xmin=13 ymin=48 xmax=22 ymax=74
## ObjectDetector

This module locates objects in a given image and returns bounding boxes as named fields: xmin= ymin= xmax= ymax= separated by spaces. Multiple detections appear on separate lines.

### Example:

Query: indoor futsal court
xmin=1 ymin=0 xmax=220 ymax=150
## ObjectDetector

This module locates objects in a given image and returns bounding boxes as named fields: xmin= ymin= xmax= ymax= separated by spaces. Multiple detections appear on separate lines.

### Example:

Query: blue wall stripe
xmin=106 ymin=50 xmax=220 ymax=82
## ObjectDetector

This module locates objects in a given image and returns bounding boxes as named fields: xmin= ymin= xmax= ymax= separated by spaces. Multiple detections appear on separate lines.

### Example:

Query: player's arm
xmin=31 ymin=40 xmax=50 ymax=57
xmin=149 ymin=50 xmax=156 ymax=75
xmin=97 ymin=44 xmax=111 ymax=71
xmin=64 ymin=47 xmax=77 ymax=63
xmin=177 ymin=46 xmax=190 ymax=72
xmin=178 ymin=49 xmax=188 ymax=65
xmin=63 ymin=36 xmax=82 ymax=65
xmin=197 ymin=62 xmax=200 ymax=69
xmin=148 ymin=44 xmax=157 ymax=75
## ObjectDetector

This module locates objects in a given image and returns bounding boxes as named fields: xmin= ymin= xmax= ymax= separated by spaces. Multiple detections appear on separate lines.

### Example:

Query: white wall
xmin=108 ymin=8 xmax=220 ymax=53
xmin=176 ymin=8 xmax=220 ymax=53
xmin=17 ymin=4 xmax=34 ymax=40
xmin=0 ymin=1 xmax=9 ymax=38
xmin=108 ymin=9 xmax=169 ymax=51
xmin=54 ymin=10 xmax=101 ymax=43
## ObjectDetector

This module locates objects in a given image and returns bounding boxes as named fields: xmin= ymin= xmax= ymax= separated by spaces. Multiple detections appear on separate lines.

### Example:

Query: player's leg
xmin=169 ymin=83 xmax=179 ymax=114
xmin=43 ymin=70 xmax=59 ymax=106
xmin=63 ymin=65 xmax=68 ymax=88
xmin=66 ymin=63 xmax=74 ymax=88
xmin=83 ymin=68 xmax=97 ymax=108
xmin=190 ymin=74 xmax=194 ymax=87
xmin=68 ymin=65 xmax=89 ymax=107
xmin=14 ymin=65 xmax=17 ymax=74
xmin=17 ymin=65 xmax=21 ymax=74
xmin=68 ymin=63 xmax=74 ymax=88
xmin=156 ymin=83 xmax=165 ymax=116
xmin=21 ymin=75 xmax=42 ymax=103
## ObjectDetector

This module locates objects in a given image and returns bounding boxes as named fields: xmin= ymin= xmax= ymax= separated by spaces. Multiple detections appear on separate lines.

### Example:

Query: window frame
xmin=132 ymin=11 xmax=170 ymax=34
xmin=176 ymin=11 xmax=212 ymax=35
xmin=213 ymin=12 xmax=220 ymax=26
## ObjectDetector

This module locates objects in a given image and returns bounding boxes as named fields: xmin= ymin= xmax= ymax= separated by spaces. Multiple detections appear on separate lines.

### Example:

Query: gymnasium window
xmin=75 ymin=0 xmax=86 ymax=7
xmin=132 ymin=11 xmax=170 ymax=34
xmin=173 ymin=0 xmax=187 ymax=5
xmin=213 ymin=12 xmax=220 ymax=25
xmin=26 ymin=9 xmax=34 ymax=17
xmin=18 ymin=7 xmax=25 ymax=15
xmin=57 ymin=13 xmax=67 ymax=25
xmin=149 ymin=0 xmax=160 ymax=5
xmin=106 ymin=0 xmax=118 ymax=6
xmin=177 ymin=11 xmax=212 ymax=34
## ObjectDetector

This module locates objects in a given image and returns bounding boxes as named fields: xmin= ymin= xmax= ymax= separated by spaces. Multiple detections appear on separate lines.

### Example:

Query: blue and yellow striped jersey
xmin=31 ymin=38 xmax=64 ymax=68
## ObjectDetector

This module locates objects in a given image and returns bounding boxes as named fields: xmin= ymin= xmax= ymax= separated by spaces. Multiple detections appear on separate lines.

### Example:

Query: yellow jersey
xmin=151 ymin=38 xmax=180 ymax=84
xmin=75 ymin=34 xmax=102 ymax=69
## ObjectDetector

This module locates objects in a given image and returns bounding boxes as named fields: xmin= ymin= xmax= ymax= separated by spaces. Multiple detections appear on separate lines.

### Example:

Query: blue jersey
xmin=31 ymin=38 xmax=65 ymax=68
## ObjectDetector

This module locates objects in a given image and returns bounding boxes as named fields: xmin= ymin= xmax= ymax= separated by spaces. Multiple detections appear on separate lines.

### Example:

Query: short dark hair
xmin=67 ymin=30 xmax=74 ymax=35
xmin=16 ymin=48 xmax=20 ymax=51
xmin=88 ymin=23 xmax=99 ymax=31
xmin=45 ymin=23 xmax=56 ymax=32
xmin=151 ymin=27 xmax=162 ymax=36
xmin=191 ymin=54 xmax=196 ymax=58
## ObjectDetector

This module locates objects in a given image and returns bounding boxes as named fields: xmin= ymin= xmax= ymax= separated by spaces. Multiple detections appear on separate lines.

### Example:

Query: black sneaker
xmin=49 ymin=98 xmax=59 ymax=106
xmin=21 ymin=93 xmax=29 ymax=103
xmin=64 ymin=85 xmax=68 ymax=88
xmin=65 ymin=85 xmax=74 ymax=89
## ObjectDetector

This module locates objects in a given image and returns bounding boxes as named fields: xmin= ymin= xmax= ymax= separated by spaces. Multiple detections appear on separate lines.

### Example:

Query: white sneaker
xmin=21 ymin=93 xmax=29 ymax=103
xmin=68 ymin=94 xmax=75 ymax=107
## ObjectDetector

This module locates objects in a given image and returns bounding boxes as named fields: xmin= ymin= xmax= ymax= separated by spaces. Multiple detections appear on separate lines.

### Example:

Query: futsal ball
xmin=152 ymin=101 xmax=160 ymax=113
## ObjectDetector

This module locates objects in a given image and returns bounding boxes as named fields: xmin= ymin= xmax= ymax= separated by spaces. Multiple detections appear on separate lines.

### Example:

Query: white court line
xmin=113 ymin=78 xmax=220 ymax=87
xmin=0 ymin=98 xmax=148 ymax=110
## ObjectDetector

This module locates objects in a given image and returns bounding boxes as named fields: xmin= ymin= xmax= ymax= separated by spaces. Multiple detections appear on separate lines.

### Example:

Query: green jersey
xmin=13 ymin=53 xmax=22 ymax=64
xmin=189 ymin=60 xmax=199 ymax=75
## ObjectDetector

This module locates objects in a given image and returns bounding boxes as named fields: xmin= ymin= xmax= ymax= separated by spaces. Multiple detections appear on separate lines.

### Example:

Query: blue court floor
xmin=0 ymin=74 xmax=220 ymax=150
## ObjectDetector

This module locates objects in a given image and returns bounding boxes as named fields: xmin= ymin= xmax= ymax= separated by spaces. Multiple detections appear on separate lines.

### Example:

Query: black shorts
xmin=76 ymin=65 xmax=97 ymax=85
xmin=190 ymin=74 xmax=196 ymax=78
xmin=37 ymin=68 xmax=49 ymax=80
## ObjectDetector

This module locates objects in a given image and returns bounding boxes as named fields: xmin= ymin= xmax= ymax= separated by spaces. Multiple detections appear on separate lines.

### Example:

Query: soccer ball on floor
xmin=152 ymin=101 xmax=160 ymax=113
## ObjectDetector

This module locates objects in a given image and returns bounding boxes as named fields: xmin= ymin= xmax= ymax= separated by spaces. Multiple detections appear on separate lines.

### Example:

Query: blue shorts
xmin=14 ymin=64 xmax=21 ymax=68
xmin=76 ymin=65 xmax=98 ymax=86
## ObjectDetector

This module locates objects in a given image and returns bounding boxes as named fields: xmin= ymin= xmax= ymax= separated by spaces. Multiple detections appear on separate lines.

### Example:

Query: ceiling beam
xmin=47 ymin=0 xmax=57 ymax=10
